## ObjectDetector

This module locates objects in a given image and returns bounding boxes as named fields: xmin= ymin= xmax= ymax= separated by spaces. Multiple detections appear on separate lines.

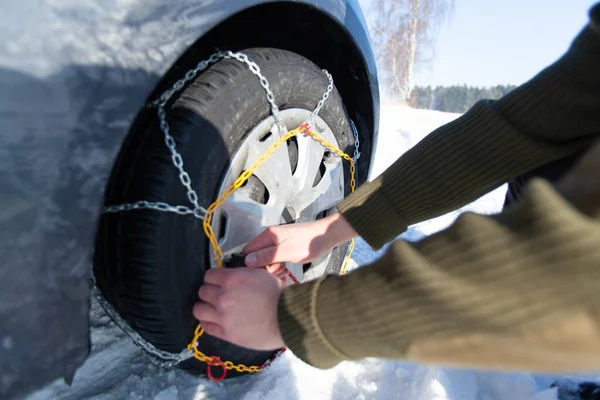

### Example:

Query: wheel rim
xmin=209 ymin=108 xmax=345 ymax=282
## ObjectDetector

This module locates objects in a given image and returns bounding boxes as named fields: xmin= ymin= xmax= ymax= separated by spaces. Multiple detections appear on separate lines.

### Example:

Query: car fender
xmin=0 ymin=1 xmax=378 ymax=398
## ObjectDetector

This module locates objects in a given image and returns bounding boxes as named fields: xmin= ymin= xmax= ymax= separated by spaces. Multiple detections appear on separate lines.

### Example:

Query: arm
xmin=194 ymin=143 xmax=600 ymax=372
xmin=194 ymin=7 xmax=600 ymax=371
xmin=339 ymin=14 xmax=600 ymax=249
xmin=278 ymin=144 xmax=600 ymax=371
xmin=242 ymin=8 xmax=600 ymax=268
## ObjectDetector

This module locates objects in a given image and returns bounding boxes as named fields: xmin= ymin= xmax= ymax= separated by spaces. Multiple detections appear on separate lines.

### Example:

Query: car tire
xmin=93 ymin=48 xmax=358 ymax=377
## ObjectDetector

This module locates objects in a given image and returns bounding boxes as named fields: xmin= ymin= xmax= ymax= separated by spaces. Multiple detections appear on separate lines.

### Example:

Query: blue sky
xmin=358 ymin=0 xmax=597 ymax=87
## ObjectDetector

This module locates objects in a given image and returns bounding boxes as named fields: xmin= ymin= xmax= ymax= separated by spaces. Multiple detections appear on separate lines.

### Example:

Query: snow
xmin=370 ymin=105 xmax=509 ymax=239
xmin=27 ymin=105 xmax=599 ymax=399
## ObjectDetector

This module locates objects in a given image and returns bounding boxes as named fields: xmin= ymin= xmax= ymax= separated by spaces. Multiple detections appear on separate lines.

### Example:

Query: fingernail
xmin=245 ymin=254 xmax=257 ymax=266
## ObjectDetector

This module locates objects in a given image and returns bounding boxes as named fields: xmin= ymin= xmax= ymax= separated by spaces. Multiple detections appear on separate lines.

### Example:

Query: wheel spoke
xmin=248 ymin=129 xmax=295 ymax=205
xmin=210 ymin=109 xmax=348 ymax=278
xmin=291 ymin=160 xmax=344 ymax=222
xmin=292 ymin=134 xmax=325 ymax=194
xmin=216 ymin=191 xmax=283 ymax=255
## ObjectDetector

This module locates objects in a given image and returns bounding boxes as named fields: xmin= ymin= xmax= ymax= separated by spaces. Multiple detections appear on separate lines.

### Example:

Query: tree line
xmin=366 ymin=0 xmax=514 ymax=109
xmin=409 ymin=84 xmax=517 ymax=113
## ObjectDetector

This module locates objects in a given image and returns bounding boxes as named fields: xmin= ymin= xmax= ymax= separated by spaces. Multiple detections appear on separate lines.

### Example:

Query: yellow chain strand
xmin=192 ymin=124 xmax=356 ymax=375
xmin=339 ymin=238 xmax=355 ymax=276
xmin=202 ymin=129 xmax=298 ymax=268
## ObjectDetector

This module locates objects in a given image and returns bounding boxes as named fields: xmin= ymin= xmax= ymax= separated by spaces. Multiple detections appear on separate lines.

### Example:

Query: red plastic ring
xmin=207 ymin=357 xmax=227 ymax=382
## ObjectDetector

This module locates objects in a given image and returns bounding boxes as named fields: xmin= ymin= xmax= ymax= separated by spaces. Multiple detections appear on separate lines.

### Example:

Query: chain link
xmin=151 ymin=52 xmax=224 ymax=109
xmin=349 ymin=119 xmax=361 ymax=163
xmin=220 ymin=51 xmax=288 ymax=137
xmin=156 ymin=106 xmax=208 ymax=215
xmin=300 ymin=123 xmax=357 ymax=192
xmin=100 ymin=50 xmax=361 ymax=377
xmin=203 ymin=129 xmax=298 ymax=267
xmin=92 ymin=284 xmax=194 ymax=368
xmin=104 ymin=201 xmax=206 ymax=220
xmin=305 ymin=69 xmax=334 ymax=126
xmin=195 ymin=122 xmax=357 ymax=375
xmin=339 ymin=239 xmax=355 ymax=275
xmin=147 ymin=53 xmax=226 ymax=216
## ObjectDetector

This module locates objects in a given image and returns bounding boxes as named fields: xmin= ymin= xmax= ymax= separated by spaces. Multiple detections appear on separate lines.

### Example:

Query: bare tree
xmin=370 ymin=0 xmax=455 ymax=102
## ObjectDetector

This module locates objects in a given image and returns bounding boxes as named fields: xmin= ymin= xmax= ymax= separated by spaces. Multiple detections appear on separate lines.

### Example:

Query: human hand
xmin=263 ymin=263 xmax=292 ymax=284
xmin=192 ymin=267 xmax=286 ymax=350
xmin=243 ymin=212 xmax=358 ymax=268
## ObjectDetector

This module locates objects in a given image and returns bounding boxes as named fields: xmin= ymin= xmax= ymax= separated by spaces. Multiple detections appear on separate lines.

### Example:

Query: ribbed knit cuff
xmin=277 ymin=275 xmax=348 ymax=369
xmin=337 ymin=179 xmax=408 ymax=250
xmin=278 ymin=249 xmax=414 ymax=369
xmin=279 ymin=179 xmax=600 ymax=372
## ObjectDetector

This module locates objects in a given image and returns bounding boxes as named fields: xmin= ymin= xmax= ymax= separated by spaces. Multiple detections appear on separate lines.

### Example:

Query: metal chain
xmin=99 ymin=50 xmax=361 ymax=371
xmin=157 ymin=105 xmax=207 ymax=215
xmin=92 ymin=284 xmax=194 ymax=368
xmin=306 ymin=70 xmax=334 ymax=127
xmin=140 ymin=52 xmax=225 ymax=217
xmin=220 ymin=51 xmax=288 ymax=136
xmin=150 ymin=52 xmax=224 ymax=109
xmin=107 ymin=50 xmax=293 ymax=216
xmin=349 ymin=119 xmax=361 ymax=163
xmin=192 ymin=122 xmax=357 ymax=377
xmin=104 ymin=201 xmax=206 ymax=220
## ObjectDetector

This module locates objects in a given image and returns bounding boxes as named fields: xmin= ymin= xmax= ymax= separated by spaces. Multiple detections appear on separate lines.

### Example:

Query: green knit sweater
xmin=277 ymin=5 xmax=600 ymax=373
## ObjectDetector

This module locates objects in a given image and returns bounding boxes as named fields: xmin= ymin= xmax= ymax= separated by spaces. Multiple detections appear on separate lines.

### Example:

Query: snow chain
xmin=103 ymin=50 xmax=360 ymax=381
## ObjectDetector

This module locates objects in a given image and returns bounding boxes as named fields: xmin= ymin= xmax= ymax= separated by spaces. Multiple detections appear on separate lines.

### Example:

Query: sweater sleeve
xmin=277 ymin=179 xmax=600 ymax=372
xmin=337 ymin=15 xmax=600 ymax=250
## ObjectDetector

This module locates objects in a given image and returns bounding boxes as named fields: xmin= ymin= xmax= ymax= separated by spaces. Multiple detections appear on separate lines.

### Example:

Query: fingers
xmin=266 ymin=263 xmax=288 ymax=280
xmin=192 ymin=266 xmax=286 ymax=350
xmin=265 ymin=263 xmax=283 ymax=274
xmin=203 ymin=268 xmax=230 ymax=286
xmin=198 ymin=284 xmax=221 ymax=306
xmin=193 ymin=301 xmax=219 ymax=324
xmin=194 ymin=297 xmax=225 ymax=338
xmin=245 ymin=246 xmax=279 ymax=268
xmin=265 ymin=264 xmax=293 ymax=287
xmin=275 ymin=270 xmax=289 ymax=280
xmin=243 ymin=227 xmax=278 ymax=254
xmin=200 ymin=321 xmax=225 ymax=338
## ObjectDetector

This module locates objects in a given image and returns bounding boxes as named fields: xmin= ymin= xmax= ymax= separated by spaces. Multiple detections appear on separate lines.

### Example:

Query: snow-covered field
xmin=28 ymin=105 xmax=599 ymax=400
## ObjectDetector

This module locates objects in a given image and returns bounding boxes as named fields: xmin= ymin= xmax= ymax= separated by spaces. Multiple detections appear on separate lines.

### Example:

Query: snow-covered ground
xmin=370 ymin=105 xmax=508 ymax=237
xmin=28 ymin=105 xmax=599 ymax=400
